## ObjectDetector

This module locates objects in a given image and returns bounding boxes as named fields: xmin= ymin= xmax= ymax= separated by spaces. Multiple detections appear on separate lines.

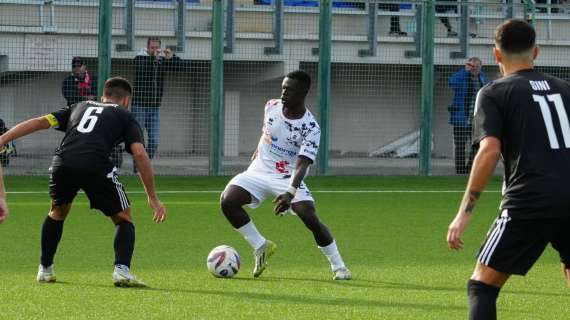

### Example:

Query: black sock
xmin=40 ymin=216 xmax=64 ymax=268
xmin=468 ymin=279 xmax=501 ymax=320
xmin=114 ymin=221 xmax=135 ymax=268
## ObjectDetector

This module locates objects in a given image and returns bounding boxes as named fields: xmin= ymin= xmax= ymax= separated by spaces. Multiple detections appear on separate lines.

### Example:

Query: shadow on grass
xmin=39 ymin=278 xmax=464 ymax=312
xmin=148 ymin=286 xmax=467 ymax=312
xmin=361 ymin=279 xmax=569 ymax=299
xmin=259 ymin=275 xmax=379 ymax=289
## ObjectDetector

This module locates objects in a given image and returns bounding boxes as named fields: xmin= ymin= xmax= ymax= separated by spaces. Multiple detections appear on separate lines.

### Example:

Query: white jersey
xmin=249 ymin=99 xmax=320 ymax=176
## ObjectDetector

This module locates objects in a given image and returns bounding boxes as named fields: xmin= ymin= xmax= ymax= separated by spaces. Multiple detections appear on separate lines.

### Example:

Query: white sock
xmin=236 ymin=220 xmax=266 ymax=250
xmin=319 ymin=240 xmax=346 ymax=271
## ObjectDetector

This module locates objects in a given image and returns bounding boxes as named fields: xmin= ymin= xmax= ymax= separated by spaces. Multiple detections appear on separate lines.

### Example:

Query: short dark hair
xmin=103 ymin=77 xmax=133 ymax=99
xmin=495 ymin=19 xmax=536 ymax=54
xmin=286 ymin=70 xmax=311 ymax=92
xmin=147 ymin=37 xmax=161 ymax=46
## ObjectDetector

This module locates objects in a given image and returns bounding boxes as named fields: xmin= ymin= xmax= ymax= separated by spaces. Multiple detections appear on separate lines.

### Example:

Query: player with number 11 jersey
xmin=475 ymin=68 xmax=570 ymax=217
xmin=446 ymin=20 xmax=570 ymax=320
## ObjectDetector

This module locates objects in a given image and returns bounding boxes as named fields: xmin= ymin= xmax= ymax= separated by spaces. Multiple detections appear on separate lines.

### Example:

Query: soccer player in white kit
xmin=220 ymin=70 xmax=351 ymax=280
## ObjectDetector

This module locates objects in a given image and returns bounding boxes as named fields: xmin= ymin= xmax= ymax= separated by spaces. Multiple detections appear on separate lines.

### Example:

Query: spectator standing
xmin=132 ymin=37 xmax=181 ymax=165
xmin=379 ymin=3 xmax=408 ymax=36
xmin=448 ymin=57 xmax=489 ymax=174
xmin=436 ymin=0 xmax=459 ymax=37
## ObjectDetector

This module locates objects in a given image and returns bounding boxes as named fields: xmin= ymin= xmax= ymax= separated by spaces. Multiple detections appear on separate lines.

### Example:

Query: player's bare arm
xmin=0 ymin=114 xmax=51 ymax=224
xmin=0 ymin=116 xmax=51 ymax=146
xmin=130 ymin=142 xmax=166 ymax=223
xmin=447 ymin=136 xmax=501 ymax=250
xmin=0 ymin=166 xmax=8 ymax=224
xmin=273 ymin=155 xmax=312 ymax=215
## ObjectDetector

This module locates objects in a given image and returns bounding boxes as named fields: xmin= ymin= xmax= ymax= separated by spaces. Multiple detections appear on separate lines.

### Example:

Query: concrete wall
xmin=1 ymin=1 xmax=570 ymax=162
xmin=0 ymin=62 xmax=491 ymax=159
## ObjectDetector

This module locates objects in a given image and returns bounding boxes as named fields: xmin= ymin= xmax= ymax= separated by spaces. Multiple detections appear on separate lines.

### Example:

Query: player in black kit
xmin=446 ymin=20 xmax=570 ymax=319
xmin=0 ymin=77 xmax=166 ymax=287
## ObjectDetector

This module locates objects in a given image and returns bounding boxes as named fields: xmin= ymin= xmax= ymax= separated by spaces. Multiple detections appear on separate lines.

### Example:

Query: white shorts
xmin=225 ymin=170 xmax=314 ymax=209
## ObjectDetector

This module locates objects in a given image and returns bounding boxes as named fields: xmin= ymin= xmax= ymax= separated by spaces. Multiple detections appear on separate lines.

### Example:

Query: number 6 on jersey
xmin=77 ymin=106 xmax=104 ymax=133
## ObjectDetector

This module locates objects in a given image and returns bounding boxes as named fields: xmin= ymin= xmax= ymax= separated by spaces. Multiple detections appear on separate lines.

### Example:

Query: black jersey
xmin=473 ymin=69 xmax=570 ymax=219
xmin=48 ymin=101 xmax=144 ymax=170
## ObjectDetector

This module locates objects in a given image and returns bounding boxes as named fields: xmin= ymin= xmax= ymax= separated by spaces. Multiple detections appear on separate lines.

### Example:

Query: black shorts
xmin=476 ymin=210 xmax=570 ymax=275
xmin=49 ymin=165 xmax=130 ymax=216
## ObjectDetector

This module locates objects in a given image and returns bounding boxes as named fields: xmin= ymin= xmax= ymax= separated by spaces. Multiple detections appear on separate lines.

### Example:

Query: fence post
xmin=97 ymin=0 xmax=112 ymax=98
xmin=419 ymin=0 xmax=435 ymax=176
xmin=450 ymin=0 xmax=469 ymax=59
xmin=358 ymin=3 xmax=377 ymax=57
xmin=523 ymin=0 xmax=536 ymax=25
xmin=175 ymin=0 xmax=186 ymax=52
xmin=116 ymin=0 xmax=134 ymax=52
xmin=317 ymin=0 xmax=332 ymax=175
xmin=224 ymin=0 xmax=234 ymax=53
xmin=264 ymin=0 xmax=283 ymax=55
xmin=210 ymin=0 xmax=224 ymax=176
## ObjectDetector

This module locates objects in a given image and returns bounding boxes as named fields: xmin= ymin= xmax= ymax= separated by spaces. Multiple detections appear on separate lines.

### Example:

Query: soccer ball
xmin=206 ymin=245 xmax=241 ymax=278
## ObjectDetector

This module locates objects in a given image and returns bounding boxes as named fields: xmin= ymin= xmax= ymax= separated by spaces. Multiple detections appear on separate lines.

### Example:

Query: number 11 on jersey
xmin=533 ymin=94 xmax=570 ymax=149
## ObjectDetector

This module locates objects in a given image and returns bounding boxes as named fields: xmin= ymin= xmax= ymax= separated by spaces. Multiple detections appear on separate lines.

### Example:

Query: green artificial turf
xmin=0 ymin=176 xmax=567 ymax=319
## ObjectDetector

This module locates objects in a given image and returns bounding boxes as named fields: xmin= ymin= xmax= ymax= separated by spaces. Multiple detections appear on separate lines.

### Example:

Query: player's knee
xmin=49 ymin=203 xmax=71 ymax=220
xmin=111 ymin=208 xmax=133 ymax=224
xmin=471 ymin=262 xmax=510 ymax=288
xmin=220 ymin=193 xmax=239 ymax=213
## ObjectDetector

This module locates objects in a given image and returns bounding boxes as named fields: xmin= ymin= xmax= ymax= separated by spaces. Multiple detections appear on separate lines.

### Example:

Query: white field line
xmin=6 ymin=190 xmax=502 ymax=194
xmin=9 ymin=201 xmax=218 ymax=205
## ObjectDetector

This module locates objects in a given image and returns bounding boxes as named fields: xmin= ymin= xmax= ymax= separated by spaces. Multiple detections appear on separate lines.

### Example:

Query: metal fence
xmin=0 ymin=0 xmax=569 ymax=176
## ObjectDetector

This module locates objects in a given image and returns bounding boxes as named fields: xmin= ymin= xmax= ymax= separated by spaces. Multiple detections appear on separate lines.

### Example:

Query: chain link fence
xmin=0 ymin=0 xmax=569 ymax=176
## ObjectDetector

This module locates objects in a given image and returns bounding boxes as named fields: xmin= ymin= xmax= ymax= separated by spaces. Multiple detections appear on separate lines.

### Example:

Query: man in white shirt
xmin=220 ymin=70 xmax=351 ymax=280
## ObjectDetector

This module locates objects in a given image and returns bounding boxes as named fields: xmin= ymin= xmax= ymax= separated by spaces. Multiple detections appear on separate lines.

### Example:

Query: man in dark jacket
xmin=132 ymin=37 xmax=181 ymax=162
xmin=62 ymin=57 xmax=97 ymax=107
xmin=448 ymin=57 xmax=489 ymax=174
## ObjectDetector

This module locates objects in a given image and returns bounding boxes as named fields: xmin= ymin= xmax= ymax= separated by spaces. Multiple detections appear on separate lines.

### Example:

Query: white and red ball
xmin=206 ymin=245 xmax=241 ymax=278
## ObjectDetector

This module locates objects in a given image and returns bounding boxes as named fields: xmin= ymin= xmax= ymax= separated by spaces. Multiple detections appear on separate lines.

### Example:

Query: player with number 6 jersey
xmin=48 ymin=100 xmax=143 ymax=170
xmin=0 ymin=77 xmax=166 ymax=287
xmin=220 ymin=70 xmax=351 ymax=280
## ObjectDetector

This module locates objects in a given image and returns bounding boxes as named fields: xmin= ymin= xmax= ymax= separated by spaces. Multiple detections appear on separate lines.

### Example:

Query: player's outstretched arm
xmin=130 ymin=142 xmax=166 ymax=223
xmin=447 ymin=137 xmax=501 ymax=250
xmin=273 ymin=156 xmax=312 ymax=215
xmin=0 ymin=166 xmax=8 ymax=224
xmin=0 ymin=117 xmax=51 ymax=146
